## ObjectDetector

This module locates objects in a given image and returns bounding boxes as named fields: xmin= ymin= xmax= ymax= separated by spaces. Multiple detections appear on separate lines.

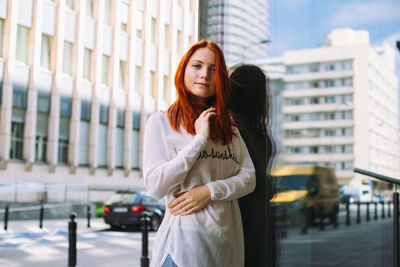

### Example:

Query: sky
xmin=269 ymin=0 xmax=400 ymax=57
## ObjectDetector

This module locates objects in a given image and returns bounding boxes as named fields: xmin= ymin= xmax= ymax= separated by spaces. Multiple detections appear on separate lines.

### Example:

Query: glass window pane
xmin=40 ymin=34 xmax=51 ymax=68
xmin=16 ymin=25 xmax=29 ymax=63
xmin=63 ymin=41 xmax=73 ymax=74
xmin=102 ymin=55 xmax=109 ymax=85
xmin=83 ymin=48 xmax=91 ymax=80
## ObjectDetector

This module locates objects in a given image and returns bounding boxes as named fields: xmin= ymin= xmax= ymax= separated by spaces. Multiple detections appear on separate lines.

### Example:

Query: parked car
xmin=103 ymin=191 xmax=165 ymax=230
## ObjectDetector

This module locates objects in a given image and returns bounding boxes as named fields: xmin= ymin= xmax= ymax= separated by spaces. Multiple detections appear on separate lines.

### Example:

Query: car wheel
xmin=150 ymin=214 xmax=161 ymax=231
xmin=110 ymin=224 xmax=121 ymax=230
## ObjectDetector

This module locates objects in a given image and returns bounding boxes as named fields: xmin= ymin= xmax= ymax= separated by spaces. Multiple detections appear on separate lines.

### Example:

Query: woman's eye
xmin=210 ymin=67 xmax=216 ymax=73
xmin=192 ymin=64 xmax=201 ymax=68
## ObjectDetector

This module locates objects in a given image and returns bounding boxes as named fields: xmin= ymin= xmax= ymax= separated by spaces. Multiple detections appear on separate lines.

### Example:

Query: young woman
xmin=143 ymin=40 xmax=256 ymax=267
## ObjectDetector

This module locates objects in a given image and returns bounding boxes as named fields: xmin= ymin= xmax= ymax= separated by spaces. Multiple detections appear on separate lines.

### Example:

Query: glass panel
xmin=9 ymin=121 xmax=24 ymax=160
xmin=40 ymin=34 xmax=51 ymax=68
xmin=16 ymin=25 xmax=29 ymax=63
xmin=102 ymin=55 xmax=109 ymax=85
xmin=63 ymin=41 xmax=73 ymax=74
xmin=83 ymin=48 xmax=91 ymax=80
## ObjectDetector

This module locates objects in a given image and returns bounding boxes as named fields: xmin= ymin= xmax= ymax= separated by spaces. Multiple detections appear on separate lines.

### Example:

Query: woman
xmin=143 ymin=40 xmax=255 ymax=267
xmin=229 ymin=65 xmax=276 ymax=267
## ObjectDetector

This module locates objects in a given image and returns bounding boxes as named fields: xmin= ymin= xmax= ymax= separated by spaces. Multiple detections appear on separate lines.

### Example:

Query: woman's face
xmin=184 ymin=47 xmax=216 ymax=104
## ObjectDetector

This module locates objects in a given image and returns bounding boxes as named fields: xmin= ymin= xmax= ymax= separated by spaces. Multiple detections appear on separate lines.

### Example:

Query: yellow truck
xmin=270 ymin=165 xmax=340 ymax=232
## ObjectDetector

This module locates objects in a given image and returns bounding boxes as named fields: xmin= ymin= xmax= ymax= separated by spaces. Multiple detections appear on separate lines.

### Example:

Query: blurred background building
xmin=199 ymin=0 xmax=270 ymax=66
xmin=0 ymin=0 xmax=199 ymax=200
xmin=252 ymin=28 xmax=400 ymax=188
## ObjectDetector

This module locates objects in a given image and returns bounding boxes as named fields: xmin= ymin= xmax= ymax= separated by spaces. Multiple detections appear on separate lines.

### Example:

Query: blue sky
xmin=269 ymin=0 xmax=400 ymax=56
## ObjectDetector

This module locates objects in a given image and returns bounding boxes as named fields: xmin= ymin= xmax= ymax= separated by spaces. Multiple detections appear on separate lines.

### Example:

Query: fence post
xmin=87 ymin=205 xmax=91 ymax=228
xmin=4 ymin=205 xmax=9 ymax=231
xmin=68 ymin=212 xmax=77 ymax=267
xmin=346 ymin=202 xmax=350 ymax=226
xmin=356 ymin=202 xmax=361 ymax=224
xmin=39 ymin=204 xmax=44 ymax=229
xmin=382 ymin=202 xmax=385 ymax=219
xmin=141 ymin=213 xmax=150 ymax=267
xmin=394 ymin=190 xmax=399 ymax=267
xmin=374 ymin=202 xmax=378 ymax=220
xmin=388 ymin=201 xmax=391 ymax=218
xmin=366 ymin=202 xmax=370 ymax=222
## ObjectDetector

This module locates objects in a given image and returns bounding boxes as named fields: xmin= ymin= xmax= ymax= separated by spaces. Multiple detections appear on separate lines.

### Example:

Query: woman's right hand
xmin=195 ymin=107 xmax=216 ymax=139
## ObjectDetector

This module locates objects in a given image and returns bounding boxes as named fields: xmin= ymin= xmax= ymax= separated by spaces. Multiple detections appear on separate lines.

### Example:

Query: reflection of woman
xmin=229 ymin=65 xmax=276 ymax=267
xmin=143 ymin=40 xmax=255 ymax=267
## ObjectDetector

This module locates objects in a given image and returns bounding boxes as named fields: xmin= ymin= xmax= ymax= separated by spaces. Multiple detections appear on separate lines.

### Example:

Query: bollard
xmin=366 ymin=202 xmax=370 ymax=222
xmin=345 ymin=202 xmax=350 ymax=226
xmin=356 ymin=202 xmax=361 ymax=224
xmin=68 ymin=212 xmax=77 ymax=267
xmin=141 ymin=212 xmax=150 ymax=267
xmin=318 ymin=206 xmax=324 ymax=231
xmin=87 ymin=205 xmax=91 ymax=228
xmin=374 ymin=202 xmax=378 ymax=220
xmin=388 ymin=201 xmax=391 ymax=218
xmin=382 ymin=202 xmax=385 ymax=219
xmin=4 ymin=205 xmax=9 ymax=231
xmin=39 ymin=204 xmax=44 ymax=229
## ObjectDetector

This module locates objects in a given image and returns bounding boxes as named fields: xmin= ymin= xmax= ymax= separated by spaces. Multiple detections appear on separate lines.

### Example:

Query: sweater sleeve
xmin=206 ymin=134 xmax=256 ymax=201
xmin=143 ymin=113 xmax=208 ymax=199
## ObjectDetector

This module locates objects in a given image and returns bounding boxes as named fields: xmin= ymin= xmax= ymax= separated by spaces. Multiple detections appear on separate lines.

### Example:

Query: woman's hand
xmin=195 ymin=107 xmax=216 ymax=139
xmin=168 ymin=185 xmax=211 ymax=216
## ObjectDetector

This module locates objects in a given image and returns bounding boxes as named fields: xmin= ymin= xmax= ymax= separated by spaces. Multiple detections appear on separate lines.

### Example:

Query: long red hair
xmin=167 ymin=40 xmax=235 ymax=145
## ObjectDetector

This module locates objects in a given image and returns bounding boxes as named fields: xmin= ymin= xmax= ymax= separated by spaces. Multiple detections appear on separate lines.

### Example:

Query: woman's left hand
xmin=168 ymin=185 xmax=211 ymax=216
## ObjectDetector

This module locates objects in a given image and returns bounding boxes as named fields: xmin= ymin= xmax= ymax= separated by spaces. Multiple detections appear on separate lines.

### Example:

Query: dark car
xmin=103 ymin=191 xmax=165 ymax=230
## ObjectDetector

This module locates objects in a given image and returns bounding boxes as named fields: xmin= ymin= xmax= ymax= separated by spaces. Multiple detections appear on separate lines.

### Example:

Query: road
xmin=0 ymin=203 xmax=395 ymax=267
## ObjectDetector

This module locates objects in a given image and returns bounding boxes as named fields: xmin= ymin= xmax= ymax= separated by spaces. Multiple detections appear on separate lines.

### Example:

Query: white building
xmin=0 ymin=0 xmax=199 ymax=200
xmin=199 ymin=0 xmax=270 ymax=66
xmin=255 ymin=28 xmax=399 ymax=186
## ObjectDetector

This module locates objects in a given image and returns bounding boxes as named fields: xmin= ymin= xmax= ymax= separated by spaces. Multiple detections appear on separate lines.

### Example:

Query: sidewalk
xmin=0 ymin=218 xmax=155 ymax=267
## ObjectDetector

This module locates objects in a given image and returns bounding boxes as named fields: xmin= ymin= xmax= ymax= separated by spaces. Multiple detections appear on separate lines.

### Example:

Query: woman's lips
xmin=196 ymin=82 xmax=209 ymax=87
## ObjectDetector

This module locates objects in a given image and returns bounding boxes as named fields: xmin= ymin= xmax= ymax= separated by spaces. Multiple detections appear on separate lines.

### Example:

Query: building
xmin=0 ymin=0 xmax=199 ymax=200
xmin=254 ymin=28 xmax=399 ymax=186
xmin=199 ymin=0 xmax=270 ymax=66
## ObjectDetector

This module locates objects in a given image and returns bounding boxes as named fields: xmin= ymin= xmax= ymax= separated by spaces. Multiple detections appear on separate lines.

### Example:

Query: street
xmin=0 ymin=204 xmax=395 ymax=267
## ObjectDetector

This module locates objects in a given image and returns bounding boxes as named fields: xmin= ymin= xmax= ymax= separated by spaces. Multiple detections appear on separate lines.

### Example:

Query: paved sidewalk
xmin=0 ymin=218 xmax=155 ymax=267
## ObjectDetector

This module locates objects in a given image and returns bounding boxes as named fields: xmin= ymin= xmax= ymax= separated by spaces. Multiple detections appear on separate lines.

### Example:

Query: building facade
xmin=0 ymin=0 xmax=199 ymax=194
xmin=255 ymin=29 xmax=399 ymax=185
xmin=199 ymin=0 xmax=270 ymax=66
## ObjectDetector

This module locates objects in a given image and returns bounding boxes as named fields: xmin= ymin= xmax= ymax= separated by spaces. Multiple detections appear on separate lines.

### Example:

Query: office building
xmin=254 ymin=28 xmax=399 ymax=186
xmin=0 ymin=0 xmax=199 ymax=197
xmin=199 ymin=0 xmax=270 ymax=66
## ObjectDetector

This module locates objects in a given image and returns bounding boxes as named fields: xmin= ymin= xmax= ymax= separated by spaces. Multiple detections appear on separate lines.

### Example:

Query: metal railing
xmin=354 ymin=167 xmax=400 ymax=267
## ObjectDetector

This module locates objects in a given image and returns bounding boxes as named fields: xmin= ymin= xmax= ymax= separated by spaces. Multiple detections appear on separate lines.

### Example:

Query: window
xmin=35 ymin=113 xmax=48 ymax=162
xmin=164 ymin=25 xmax=170 ymax=49
xmin=10 ymin=121 xmax=24 ymax=160
xmin=36 ymin=92 xmax=50 ymax=163
xmin=58 ymin=97 xmax=71 ymax=164
xmin=0 ymin=19 xmax=4 ymax=57
xmin=63 ymin=41 xmax=73 ymax=75
xmin=102 ymin=55 xmax=109 ymax=85
xmin=119 ymin=61 xmax=125 ymax=89
xmin=117 ymin=110 xmax=125 ymax=128
xmin=80 ymin=100 xmax=91 ymax=121
xmin=13 ymin=89 xmax=27 ymax=108
xmin=135 ymin=66 xmax=141 ymax=93
xmin=99 ymin=104 xmax=109 ymax=125
xmin=310 ymin=146 xmax=318 ymax=153
xmin=104 ymin=0 xmax=111 ymax=25
xmin=177 ymin=30 xmax=183 ymax=54
xmin=40 ymin=34 xmax=51 ymax=68
xmin=66 ymin=0 xmax=74 ymax=9
xmin=163 ymin=76 xmax=170 ymax=102
xmin=86 ymin=0 xmax=93 ymax=17
xmin=131 ymin=111 xmax=141 ymax=169
xmin=83 ymin=48 xmax=91 ymax=80
xmin=150 ymin=71 xmax=157 ymax=98
xmin=16 ymin=25 xmax=29 ymax=63
xmin=151 ymin=18 xmax=157 ymax=44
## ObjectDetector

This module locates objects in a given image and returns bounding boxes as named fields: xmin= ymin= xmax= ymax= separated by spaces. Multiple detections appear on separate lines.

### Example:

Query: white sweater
xmin=143 ymin=112 xmax=256 ymax=267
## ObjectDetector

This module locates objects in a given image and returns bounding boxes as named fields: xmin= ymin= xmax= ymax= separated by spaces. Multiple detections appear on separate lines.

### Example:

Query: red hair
xmin=167 ymin=40 xmax=235 ymax=145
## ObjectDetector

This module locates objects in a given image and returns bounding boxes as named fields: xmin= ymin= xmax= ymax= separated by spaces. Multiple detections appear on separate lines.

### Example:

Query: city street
xmin=0 ymin=205 xmax=395 ymax=267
